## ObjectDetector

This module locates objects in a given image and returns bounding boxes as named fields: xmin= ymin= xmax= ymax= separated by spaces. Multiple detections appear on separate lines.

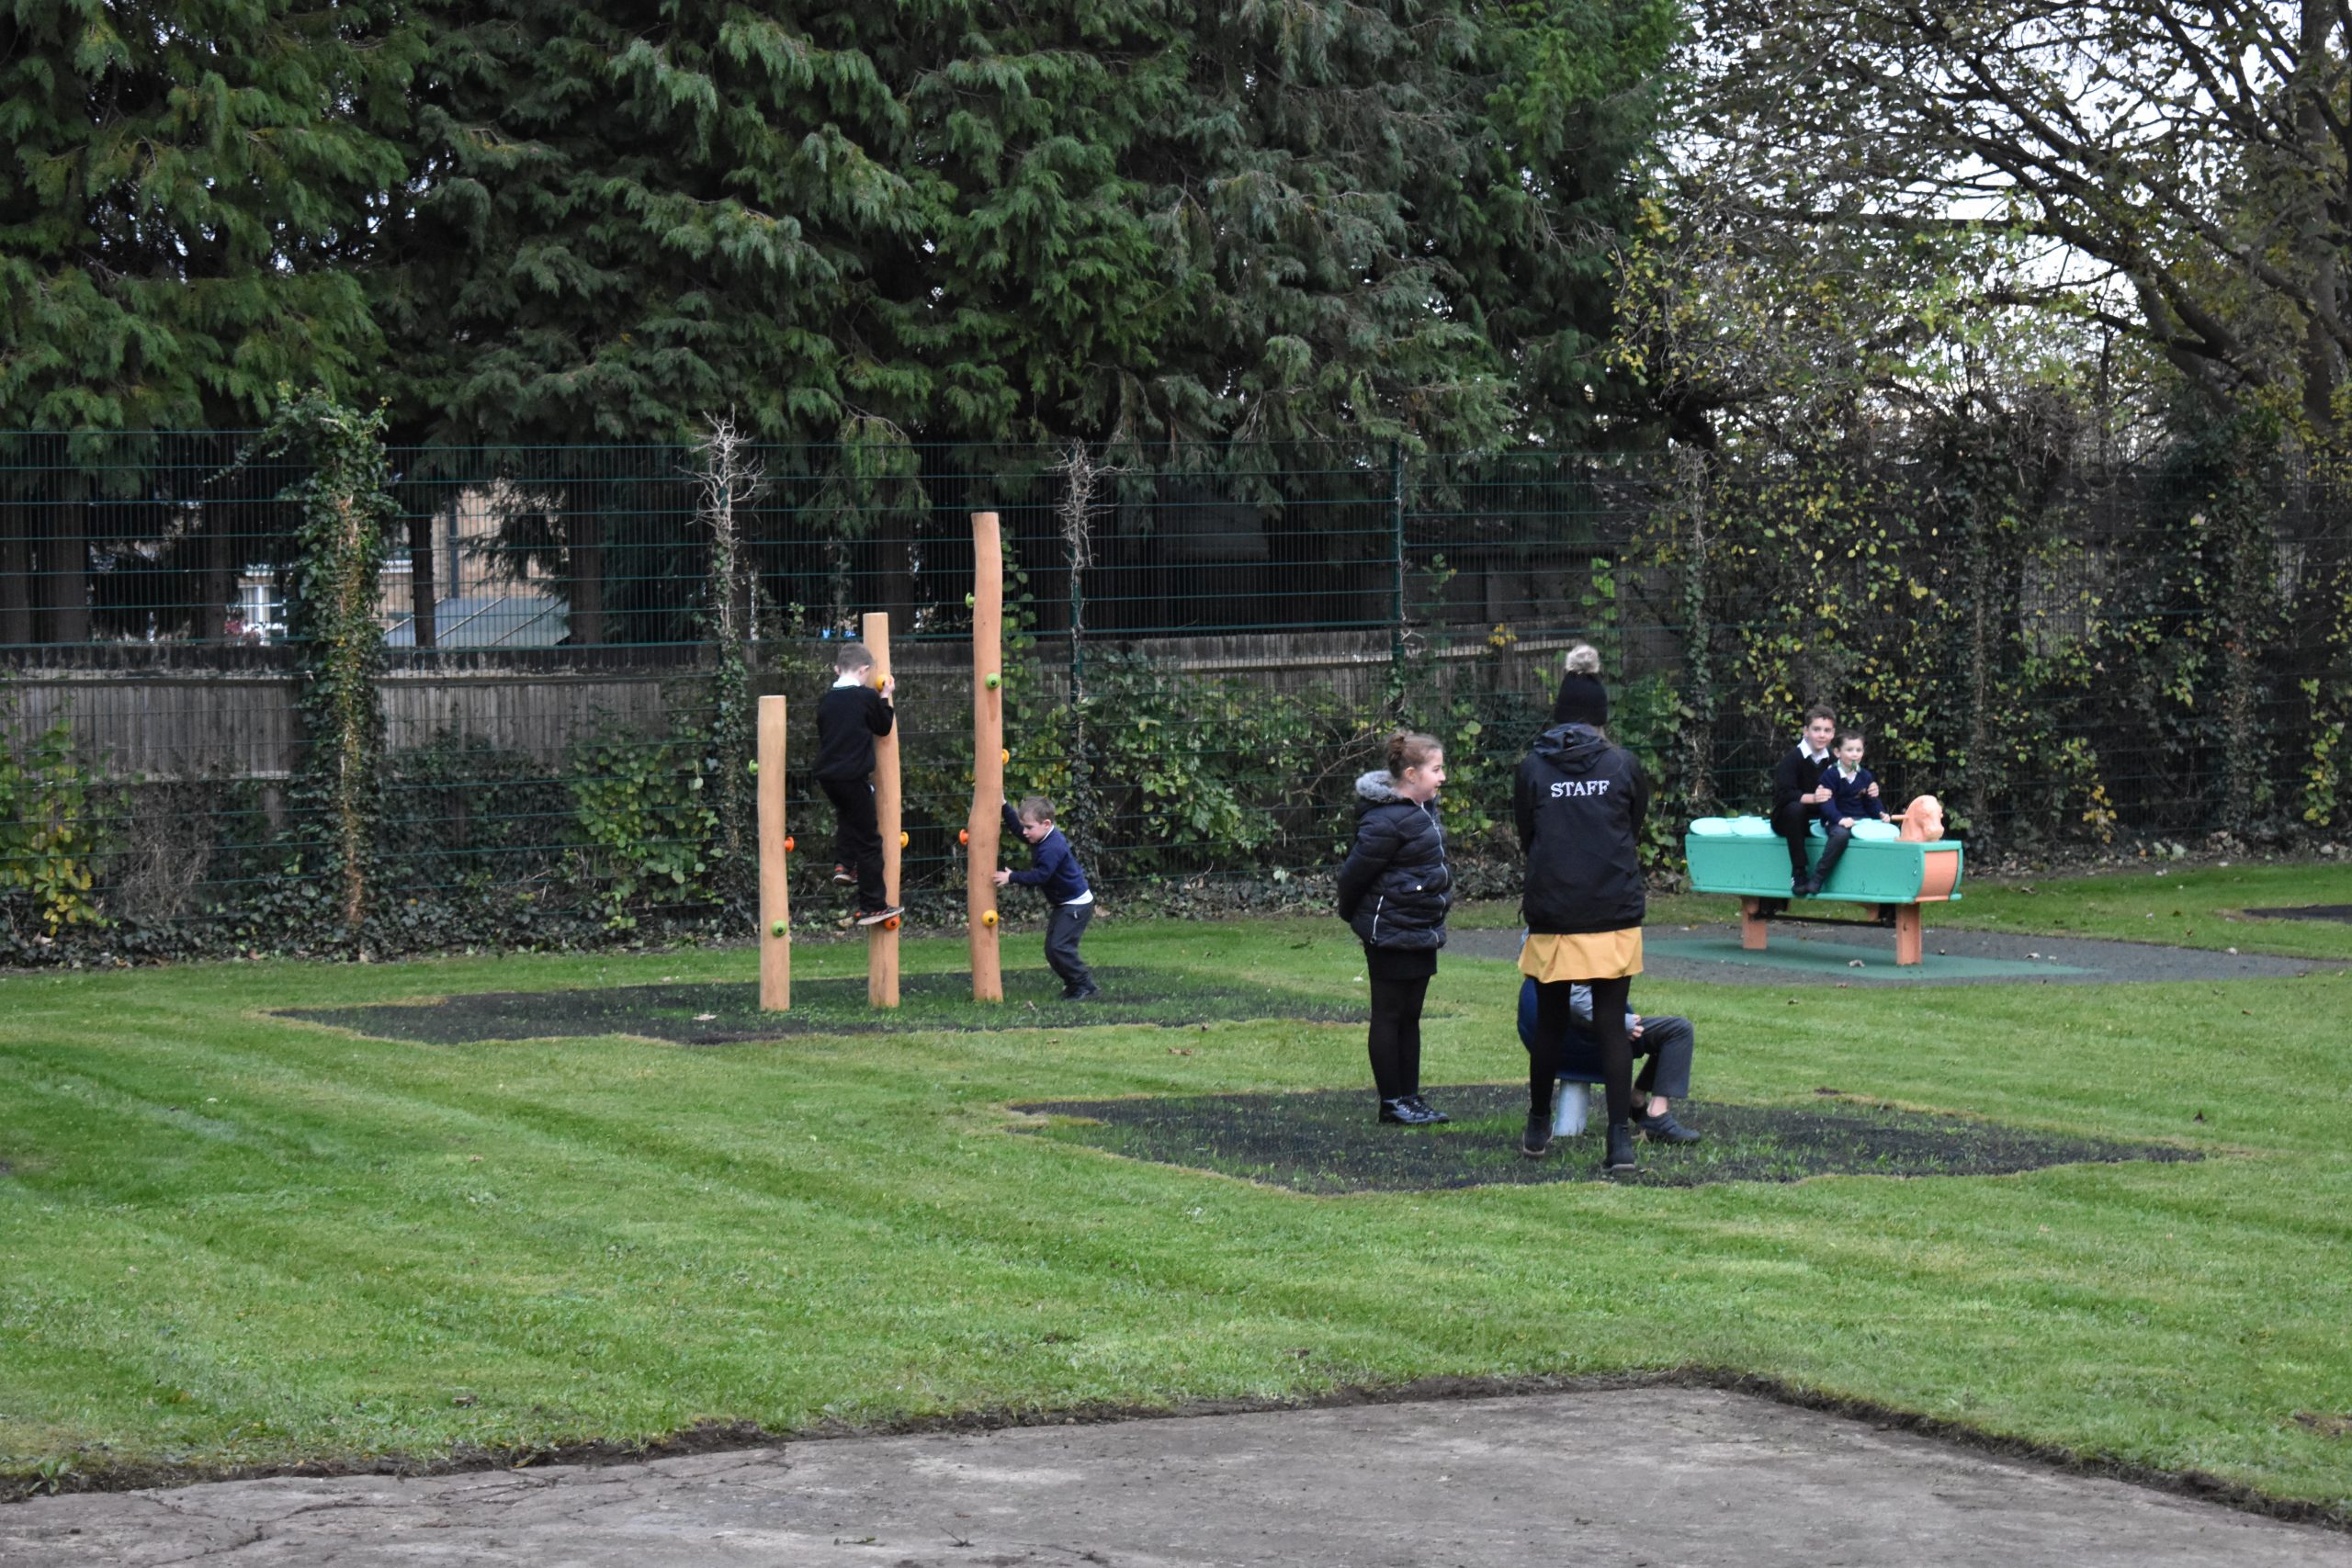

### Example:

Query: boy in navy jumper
xmin=993 ymin=795 xmax=1097 ymax=998
xmin=812 ymin=641 xmax=901 ymax=924
xmin=1800 ymin=728 xmax=1883 ymax=895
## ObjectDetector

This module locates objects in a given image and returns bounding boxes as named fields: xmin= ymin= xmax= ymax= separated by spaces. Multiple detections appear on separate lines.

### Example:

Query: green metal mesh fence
xmin=2 ymin=435 xmax=2346 ymax=960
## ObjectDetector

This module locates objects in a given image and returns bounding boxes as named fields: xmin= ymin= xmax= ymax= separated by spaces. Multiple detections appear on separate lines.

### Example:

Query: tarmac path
xmin=6 ymin=1388 xmax=2346 ymax=1567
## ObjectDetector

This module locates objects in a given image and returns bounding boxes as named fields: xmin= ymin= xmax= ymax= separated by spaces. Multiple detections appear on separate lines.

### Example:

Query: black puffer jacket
xmin=1336 ymin=771 xmax=1452 ymax=950
xmin=1514 ymin=723 xmax=1648 ymax=934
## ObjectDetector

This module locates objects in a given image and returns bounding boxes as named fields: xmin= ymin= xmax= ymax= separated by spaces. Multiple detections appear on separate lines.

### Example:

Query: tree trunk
xmin=196 ymin=507 xmax=237 ymax=641
xmin=730 ymin=522 xmax=757 ymax=651
xmin=882 ymin=537 xmax=915 ymax=650
xmin=0 ymin=505 xmax=31 ymax=646
xmin=2294 ymin=0 xmax=2346 ymax=434
xmin=566 ymin=511 xmax=605 ymax=645
xmin=37 ymin=502 xmax=89 ymax=643
xmin=1676 ymin=446 xmax=1718 ymax=816
xmin=408 ymin=502 xmax=438 ymax=649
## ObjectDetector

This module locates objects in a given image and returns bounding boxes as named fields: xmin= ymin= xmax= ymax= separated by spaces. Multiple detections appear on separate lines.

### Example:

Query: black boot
xmin=1601 ymin=1120 xmax=1638 ymax=1174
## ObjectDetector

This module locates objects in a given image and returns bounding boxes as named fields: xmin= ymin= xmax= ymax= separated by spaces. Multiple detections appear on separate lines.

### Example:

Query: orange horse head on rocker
xmin=1896 ymin=794 xmax=1946 ymax=842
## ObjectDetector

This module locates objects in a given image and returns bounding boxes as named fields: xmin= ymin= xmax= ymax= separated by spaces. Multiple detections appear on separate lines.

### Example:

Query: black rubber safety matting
xmin=1015 ymin=1083 xmax=2199 ymax=1191
xmin=279 ymin=967 xmax=1360 ymax=1044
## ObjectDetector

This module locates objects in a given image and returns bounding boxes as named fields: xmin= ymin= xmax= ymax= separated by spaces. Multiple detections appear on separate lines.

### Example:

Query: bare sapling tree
xmin=690 ymin=412 xmax=766 ymax=879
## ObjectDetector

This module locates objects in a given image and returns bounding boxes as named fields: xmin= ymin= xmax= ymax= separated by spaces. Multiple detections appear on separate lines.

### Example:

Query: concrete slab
xmin=6 ymin=1389 xmax=2346 ymax=1567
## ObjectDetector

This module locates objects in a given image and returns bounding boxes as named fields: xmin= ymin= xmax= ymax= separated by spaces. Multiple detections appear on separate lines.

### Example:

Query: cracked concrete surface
xmin=6 ymin=1389 xmax=2347 ymax=1566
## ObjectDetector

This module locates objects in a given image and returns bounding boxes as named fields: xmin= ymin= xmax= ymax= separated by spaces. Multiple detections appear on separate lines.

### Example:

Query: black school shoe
xmin=1062 ymin=984 xmax=1102 ymax=1001
xmin=1600 ymin=1121 xmax=1639 ymax=1174
xmin=1633 ymin=1107 xmax=1702 ymax=1144
xmin=1379 ymin=1098 xmax=1445 ymax=1127
xmin=1520 ymin=1111 xmax=1553 ymax=1158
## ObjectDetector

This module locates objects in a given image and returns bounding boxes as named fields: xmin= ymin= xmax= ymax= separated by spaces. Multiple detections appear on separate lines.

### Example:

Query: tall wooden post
xmin=968 ymin=512 xmax=1005 ymax=1001
xmin=863 ymin=611 xmax=901 ymax=1008
xmin=756 ymin=694 xmax=790 ymax=1011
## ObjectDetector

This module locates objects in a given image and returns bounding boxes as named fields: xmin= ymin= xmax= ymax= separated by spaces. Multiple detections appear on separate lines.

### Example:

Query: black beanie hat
xmin=1551 ymin=672 xmax=1609 ymax=728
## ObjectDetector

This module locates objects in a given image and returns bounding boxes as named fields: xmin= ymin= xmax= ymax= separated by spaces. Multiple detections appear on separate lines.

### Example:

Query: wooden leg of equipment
xmin=1894 ymin=905 xmax=1923 ymax=965
xmin=864 ymin=611 xmax=900 ymax=1008
xmin=1740 ymin=897 xmax=1770 ymax=951
xmin=756 ymin=694 xmax=789 ymax=1011
xmin=967 ymin=512 xmax=1004 ymax=1001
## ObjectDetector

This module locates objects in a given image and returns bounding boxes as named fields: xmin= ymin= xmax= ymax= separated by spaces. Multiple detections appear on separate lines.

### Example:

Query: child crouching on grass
xmin=994 ymin=795 xmax=1097 ymax=999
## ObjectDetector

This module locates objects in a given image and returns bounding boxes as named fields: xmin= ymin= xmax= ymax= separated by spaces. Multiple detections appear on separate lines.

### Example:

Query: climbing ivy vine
xmin=234 ymin=391 xmax=397 ymax=931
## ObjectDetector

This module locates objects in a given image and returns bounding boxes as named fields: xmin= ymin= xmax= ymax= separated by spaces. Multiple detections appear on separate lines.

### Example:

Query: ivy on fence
xmin=232 ymin=390 xmax=398 ymax=931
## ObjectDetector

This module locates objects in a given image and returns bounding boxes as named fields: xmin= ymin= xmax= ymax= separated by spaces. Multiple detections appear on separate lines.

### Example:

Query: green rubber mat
xmin=1640 ymin=932 xmax=2089 ymax=981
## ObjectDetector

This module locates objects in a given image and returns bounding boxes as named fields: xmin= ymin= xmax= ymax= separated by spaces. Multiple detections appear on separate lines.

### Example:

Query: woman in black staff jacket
xmin=1336 ymin=730 xmax=1453 ymax=1126
xmin=1515 ymin=645 xmax=1649 ymax=1172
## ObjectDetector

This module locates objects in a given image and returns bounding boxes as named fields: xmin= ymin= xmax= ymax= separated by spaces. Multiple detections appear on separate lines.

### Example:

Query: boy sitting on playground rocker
xmin=1798 ymin=728 xmax=1884 ymax=897
xmin=995 ymin=795 xmax=1099 ymax=999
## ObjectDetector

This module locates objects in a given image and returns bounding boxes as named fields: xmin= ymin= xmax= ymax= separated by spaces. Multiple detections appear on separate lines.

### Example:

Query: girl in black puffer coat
xmin=1335 ymin=730 xmax=1453 ymax=1125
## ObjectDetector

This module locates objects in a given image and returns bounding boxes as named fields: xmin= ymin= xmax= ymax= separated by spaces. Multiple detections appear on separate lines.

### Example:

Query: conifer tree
xmin=1 ymin=0 xmax=422 ymax=640
xmin=0 ymin=0 xmax=422 ymax=428
xmin=385 ymin=0 xmax=1676 ymax=450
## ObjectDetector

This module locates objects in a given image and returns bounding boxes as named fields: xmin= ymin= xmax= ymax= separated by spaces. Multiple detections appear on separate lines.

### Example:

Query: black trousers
xmin=820 ymin=775 xmax=886 ymax=907
xmin=1555 ymin=1014 xmax=1695 ymax=1101
xmin=1046 ymin=901 xmax=1094 ymax=993
xmin=1770 ymin=800 xmax=1815 ymax=881
xmin=1529 ymin=976 xmax=1634 ymax=1126
xmin=1366 ymin=974 xmax=1430 ymax=1100
xmin=1810 ymin=823 xmax=1855 ymax=888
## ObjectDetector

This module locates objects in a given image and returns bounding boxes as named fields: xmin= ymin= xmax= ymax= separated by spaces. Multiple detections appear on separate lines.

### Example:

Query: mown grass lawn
xmin=4 ymin=864 xmax=2350 ymax=1507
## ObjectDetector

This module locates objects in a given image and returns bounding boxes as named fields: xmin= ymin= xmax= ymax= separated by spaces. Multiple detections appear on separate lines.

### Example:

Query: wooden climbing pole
xmin=968 ymin=511 xmax=1005 ymax=1002
xmin=863 ymin=611 xmax=901 ymax=1008
xmin=756 ymin=694 xmax=790 ymax=1011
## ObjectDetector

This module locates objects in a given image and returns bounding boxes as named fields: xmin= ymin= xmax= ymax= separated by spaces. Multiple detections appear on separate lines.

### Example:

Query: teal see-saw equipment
xmin=1683 ymin=814 xmax=1963 ymax=965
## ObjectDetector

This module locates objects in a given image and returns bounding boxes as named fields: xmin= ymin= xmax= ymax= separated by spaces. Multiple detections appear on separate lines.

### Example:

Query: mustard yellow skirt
xmin=1518 ymin=928 xmax=1644 ymax=983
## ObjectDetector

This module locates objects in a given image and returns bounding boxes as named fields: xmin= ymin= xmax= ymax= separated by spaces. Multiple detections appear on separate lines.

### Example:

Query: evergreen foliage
xmin=0 ymin=0 xmax=423 ymax=429
xmin=380 ymin=0 xmax=1677 ymax=449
